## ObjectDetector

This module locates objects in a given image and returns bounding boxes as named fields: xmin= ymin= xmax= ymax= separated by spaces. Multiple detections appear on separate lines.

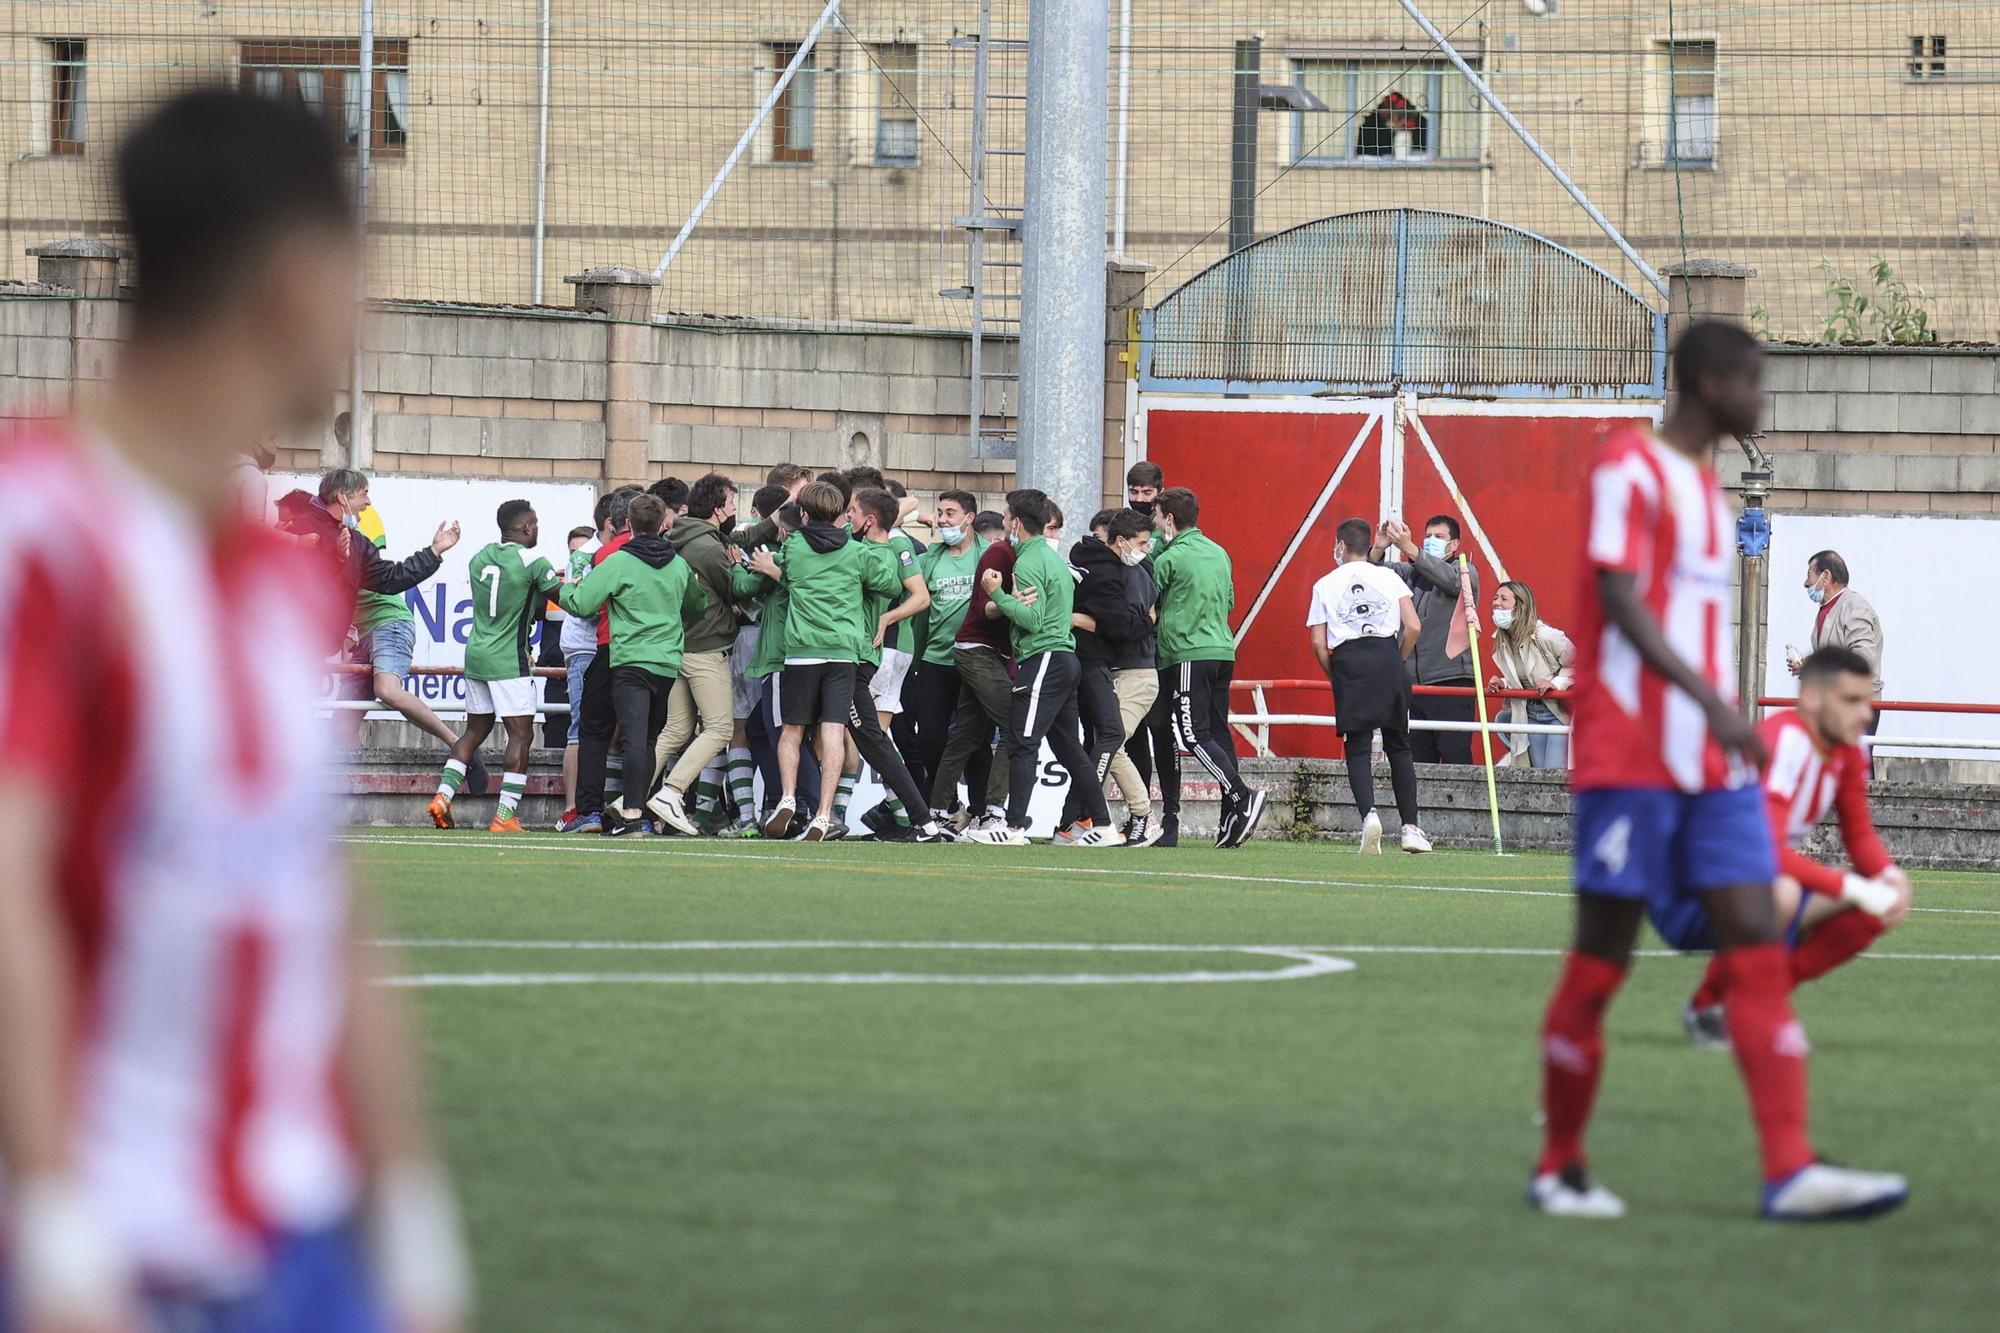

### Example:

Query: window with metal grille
xmin=239 ymin=39 xmax=409 ymax=156
xmin=47 ymin=39 xmax=87 ymax=156
xmin=1909 ymin=35 xmax=1947 ymax=80
xmin=1290 ymin=59 xmax=1479 ymax=166
xmin=770 ymin=43 xmax=816 ymax=163
xmin=874 ymin=43 xmax=920 ymax=165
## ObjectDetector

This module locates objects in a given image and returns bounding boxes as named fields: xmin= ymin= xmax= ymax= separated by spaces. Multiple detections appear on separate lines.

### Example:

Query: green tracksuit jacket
xmin=989 ymin=535 xmax=1077 ymax=660
xmin=1153 ymin=526 xmax=1236 ymax=667
xmin=558 ymin=535 xmax=709 ymax=676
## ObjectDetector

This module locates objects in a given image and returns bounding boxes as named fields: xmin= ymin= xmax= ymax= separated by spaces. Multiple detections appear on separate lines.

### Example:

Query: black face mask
xmin=1131 ymin=498 xmax=1156 ymax=516
xmin=719 ymin=515 xmax=737 ymax=536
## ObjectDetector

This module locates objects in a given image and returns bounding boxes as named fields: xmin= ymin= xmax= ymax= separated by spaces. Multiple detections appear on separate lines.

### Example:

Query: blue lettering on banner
xmin=411 ymin=585 xmax=447 ymax=642
xmin=1039 ymin=761 xmax=1066 ymax=789
xmin=451 ymin=598 xmax=474 ymax=645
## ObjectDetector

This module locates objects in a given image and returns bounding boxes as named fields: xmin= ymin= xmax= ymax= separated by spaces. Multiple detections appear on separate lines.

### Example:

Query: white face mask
xmin=1492 ymin=609 xmax=1514 ymax=630
xmin=1120 ymin=547 xmax=1144 ymax=567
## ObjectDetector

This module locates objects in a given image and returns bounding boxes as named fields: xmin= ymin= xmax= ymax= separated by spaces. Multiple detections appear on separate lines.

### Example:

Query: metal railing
xmin=1225 ymin=680 xmax=2000 ymax=760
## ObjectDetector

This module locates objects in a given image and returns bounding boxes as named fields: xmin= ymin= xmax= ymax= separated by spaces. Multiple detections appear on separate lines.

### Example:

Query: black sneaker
xmin=1213 ymin=795 xmax=1242 ymax=849
xmin=1154 ymin=814 xmax=1180 ymax=849
xmin=860 ymin=803 xmax=897 ymax=838
xmin=1224 ymin=790 xmax=1269 ymax=849
xmin=464 ymin=750 xmax=491 ymax=799
xmin=874 ymin=821 xmax=920 ymax=843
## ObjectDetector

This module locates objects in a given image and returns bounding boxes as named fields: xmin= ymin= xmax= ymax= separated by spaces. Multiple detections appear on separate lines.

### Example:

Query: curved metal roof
xmin=1147 ymin=209 xmax=1663 ymax=397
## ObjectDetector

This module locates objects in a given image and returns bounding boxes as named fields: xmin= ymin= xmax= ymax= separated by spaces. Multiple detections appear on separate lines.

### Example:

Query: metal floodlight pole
xmin=1396 ymin=0 xmax=1668 ymax=299
xmin=350 ymin=0 xmax=376 ymax=469
xmin=1228 ymin=38 xmax=1261 ymax=256
xmin=532 ymin=0 xmax=552 ymax=303
xmin=653 ymin=0 xmax=842 ymax=282
xmin=1018 ymin=0 xmax=1110 ymax=539
xmin=1112 ymin=0 xmax=1133 ymax=257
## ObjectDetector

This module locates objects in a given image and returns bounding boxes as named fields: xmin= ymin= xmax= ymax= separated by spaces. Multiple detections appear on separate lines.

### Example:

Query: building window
xmin=1291 ymin=59 xmax=1479 ymax=166
xmin=240 ymin=40 xmax=409 ymax=156
xmin=1660 ymin=40 xmax=1717 ymax=165
xmin=874 ymin=43 xmax=920 ymax=165
xmin=1909 ymin=35 xmax=1947 ymax=80
xmin=47 ymin=39 xmax=87 ymax=155
xmin=770 ymin=42 xmax=816 ymax=162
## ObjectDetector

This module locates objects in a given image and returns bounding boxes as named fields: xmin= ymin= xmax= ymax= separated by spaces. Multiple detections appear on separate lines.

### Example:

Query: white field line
xmin=377 ymin=940 xmax=1357 ymax=988
xmin=336 ymin=833 xmax=2000 ymax=917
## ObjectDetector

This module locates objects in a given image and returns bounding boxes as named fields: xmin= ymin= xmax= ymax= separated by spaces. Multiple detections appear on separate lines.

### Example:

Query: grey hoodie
xmin=1386 ymin=551 xmax=1479 ymax=686
xmin=668 ymin=513 xmax=739 ymax=654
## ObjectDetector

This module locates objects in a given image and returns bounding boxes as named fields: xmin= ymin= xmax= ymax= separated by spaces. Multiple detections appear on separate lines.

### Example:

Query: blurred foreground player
xmin=0 ymin=91 xmax=468 ymax=1332
xmin=1531 ymin=321 xmax=1905 ymax=1223
xmin=1675 ymin=647 xmax=1910 ymax=1048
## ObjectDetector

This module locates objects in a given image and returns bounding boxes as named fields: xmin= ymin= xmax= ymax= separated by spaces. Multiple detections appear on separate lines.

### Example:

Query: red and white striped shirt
xmin=1759 ymin=709 xmax=1890 ymax=897
xmin=0 ymin=423 xmax=360 ymax=1292
xmin=1570 ymin=427 xmax=1746 ymax=794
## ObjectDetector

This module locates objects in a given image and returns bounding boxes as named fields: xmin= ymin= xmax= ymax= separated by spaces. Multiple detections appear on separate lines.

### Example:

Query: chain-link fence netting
xmin=6 ymin=2 xmax=1998 ymax=340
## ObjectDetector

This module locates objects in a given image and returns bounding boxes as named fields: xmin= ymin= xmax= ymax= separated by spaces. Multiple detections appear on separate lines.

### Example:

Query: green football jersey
xmin=916 ymin=537 xmax=986 ymax=666
xmin=464 ymin=541 xmax=560 ymax=681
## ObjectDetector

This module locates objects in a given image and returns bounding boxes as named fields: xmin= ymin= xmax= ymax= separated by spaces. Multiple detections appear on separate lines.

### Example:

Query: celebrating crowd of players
xmin=416 ymin=459 xmax=1271 ymax=850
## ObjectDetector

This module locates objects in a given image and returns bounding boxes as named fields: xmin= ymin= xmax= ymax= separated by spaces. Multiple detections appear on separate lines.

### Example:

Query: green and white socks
xmin=832 ymin=772 xmax=859 ymax=825
xmin=496 ymin=771 xmax=527 ymax=821
xmin=725 ymin=747 xmax=757 ymax=822
xmin=436 ymin=758 xmax=467 ymax=802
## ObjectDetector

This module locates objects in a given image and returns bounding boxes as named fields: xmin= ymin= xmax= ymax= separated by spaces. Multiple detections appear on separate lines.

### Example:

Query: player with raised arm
xmin=429 ymin=499 xmax=562 ymax=832
xmin=1531 ymin=320 xmax=1906 ymax=1223
xmin=1676 ymin=646 xmax=1911 ymax=1047
xmin=0 ymin=89 xmax=465 ymax=1333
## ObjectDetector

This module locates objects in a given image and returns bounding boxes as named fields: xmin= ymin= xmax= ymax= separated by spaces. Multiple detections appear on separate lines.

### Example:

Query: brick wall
xmin=1728 ymin=347 xmax=2000 ymax=515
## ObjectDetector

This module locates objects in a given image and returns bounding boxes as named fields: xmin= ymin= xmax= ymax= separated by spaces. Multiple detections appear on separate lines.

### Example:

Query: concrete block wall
xmin=0 ymin=291 xmax=77 ymax=418
xmin=1738 ymin=347 xmax=2000 ymax=515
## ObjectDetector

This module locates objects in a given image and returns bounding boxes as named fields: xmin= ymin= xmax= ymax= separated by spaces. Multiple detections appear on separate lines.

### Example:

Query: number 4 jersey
xmin=465 ymin=541 xmax=560 ymax=682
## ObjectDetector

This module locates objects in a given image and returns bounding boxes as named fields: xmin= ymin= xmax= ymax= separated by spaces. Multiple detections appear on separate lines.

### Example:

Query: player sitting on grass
xmin=558 ymin=493 xmax=708 ymax=836
xmin=1532 ymin=319 xmax=1905 ymax=1224
xmin=1675 ymin=646 xmax=1911 ymax=1048
xmin=430 ymin=499 xmax=562 ymax=832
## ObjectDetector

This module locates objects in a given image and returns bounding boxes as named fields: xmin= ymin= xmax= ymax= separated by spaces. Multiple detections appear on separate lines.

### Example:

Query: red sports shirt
xmin=0 ymin=422 xmax=359 ymax=1291
xmin=1759 ymin=709 xmax=1890 ymax=896
xmin=593 ymin=528 xmax=633 ymax=648
xmin=1570 ymin=427 xmax=1746 ymax=794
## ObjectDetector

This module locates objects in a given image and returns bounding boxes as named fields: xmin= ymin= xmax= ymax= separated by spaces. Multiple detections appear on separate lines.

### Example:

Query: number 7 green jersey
xmin=465 ymin=541 xmax=561 ymax=681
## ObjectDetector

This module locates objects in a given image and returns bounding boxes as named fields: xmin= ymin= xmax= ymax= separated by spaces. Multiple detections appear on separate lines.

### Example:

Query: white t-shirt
xmin=1306 ymin=562 xmax=1410 ymax=647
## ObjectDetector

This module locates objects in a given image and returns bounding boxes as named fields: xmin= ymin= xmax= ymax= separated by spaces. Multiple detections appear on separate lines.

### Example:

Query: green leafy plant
xmin=1815 ymin=255 xmax=1936 ymax=344
xmin=1286 ymin=761 xmax=1325 ymax=842
xmin=1748 ymin=303 xmax=1773 ymax=340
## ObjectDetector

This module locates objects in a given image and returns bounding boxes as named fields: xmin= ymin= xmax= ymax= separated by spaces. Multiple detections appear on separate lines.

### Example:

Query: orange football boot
xmin=427 ymin=794 xmax=455 ymax=829
xmin=488 ymin=814 xmax=525 ymax=833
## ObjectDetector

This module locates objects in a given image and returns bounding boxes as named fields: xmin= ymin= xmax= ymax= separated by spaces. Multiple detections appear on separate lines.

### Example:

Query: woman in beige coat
xmin=1486 ymin=581 xmax=1574 ymax=768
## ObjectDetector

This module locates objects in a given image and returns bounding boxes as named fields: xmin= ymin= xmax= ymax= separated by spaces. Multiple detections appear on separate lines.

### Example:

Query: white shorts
xmin=465 ymin=676 xmax=538 ymax=718
xmin=869 ymin=647 xmax=912 ymax=716
xmin=730 ymin=626 xmax=762 ymax=720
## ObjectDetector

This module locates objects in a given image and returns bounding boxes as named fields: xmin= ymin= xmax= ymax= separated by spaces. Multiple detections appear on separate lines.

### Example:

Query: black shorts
xmin=779 ymin=661 xmax=856 ymax=727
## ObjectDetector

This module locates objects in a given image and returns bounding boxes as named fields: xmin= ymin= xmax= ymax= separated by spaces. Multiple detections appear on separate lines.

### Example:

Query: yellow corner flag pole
xmin=1459 ymin=555 xmax=1505 ymax=855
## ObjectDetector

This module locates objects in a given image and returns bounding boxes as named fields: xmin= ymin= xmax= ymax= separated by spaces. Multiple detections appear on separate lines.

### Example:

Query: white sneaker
xmin=1359 ymin=810 xmax=1383 ymax=854
xmin=761 ymin=797 xmax=797 ymax=840
xmin=1124 ymin=813 xmax=1161 ymax=847
xmin=647 ymin=786 xmax=702 ymax=837
xmin=964 ymin=825 xmax=1031 ymax=846
xmin=968 ymin=813 xmax=1008 ymax=835
xmin=1681 ymin=1002 xmax=1731 ymax=1051
xmin=1527 ymin=1166 xmax=1626 ymax=1219
xmin=1762 ymin=1163 xmax=1908 ymax=1221
xmin=1401 ymin=824 xmax=1433 ymax=854
xmin=802 ymin=816 xmax=837 ymax=842
xmin=1073 ymin=826 xmax=1127 ymax=848
xmin=1051 ymin=822 xmax=1092 ymax=846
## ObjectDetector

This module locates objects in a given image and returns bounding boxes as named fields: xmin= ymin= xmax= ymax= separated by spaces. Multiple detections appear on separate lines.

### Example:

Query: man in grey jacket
xmin=1372 ymin=514 xmax=1480 ymax=764
xmin=1799 ymin=548 xmax=1885 ymax=772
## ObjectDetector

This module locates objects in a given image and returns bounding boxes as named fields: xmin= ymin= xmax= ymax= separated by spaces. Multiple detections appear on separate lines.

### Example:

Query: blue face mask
xmin=1491 ymin=608 xmax=1514 ymax=630
xmin=941 ymin=525 xmax=965 ymax=546
xmin=1808 ymin=583 xmax=1827 ymax=605
xmin=1422 ymin=536 xmax=1448 ymax=560
xmin=343 ymin=512 xmax=361 ymax=532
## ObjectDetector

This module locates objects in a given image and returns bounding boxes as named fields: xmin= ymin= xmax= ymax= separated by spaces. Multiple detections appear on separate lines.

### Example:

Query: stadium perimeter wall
xmin=3 ymin=241 xmax=1997 ymax=516
xmin=0 ymin=244 xmax=1156 ymax=514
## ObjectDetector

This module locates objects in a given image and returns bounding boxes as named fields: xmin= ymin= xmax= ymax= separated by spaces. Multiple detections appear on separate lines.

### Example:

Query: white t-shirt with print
xmin=1306 ymin=561 xmax=1411 ymax=647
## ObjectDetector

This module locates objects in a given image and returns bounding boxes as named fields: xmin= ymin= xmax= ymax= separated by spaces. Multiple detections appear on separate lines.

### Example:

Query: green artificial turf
xmin=350 ymin=830 xmax=2000 ymax=1331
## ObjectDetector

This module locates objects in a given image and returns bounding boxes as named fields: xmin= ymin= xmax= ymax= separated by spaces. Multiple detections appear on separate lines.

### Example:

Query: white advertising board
xmin=1765 ymin=513 xmax=2000 ymax=761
